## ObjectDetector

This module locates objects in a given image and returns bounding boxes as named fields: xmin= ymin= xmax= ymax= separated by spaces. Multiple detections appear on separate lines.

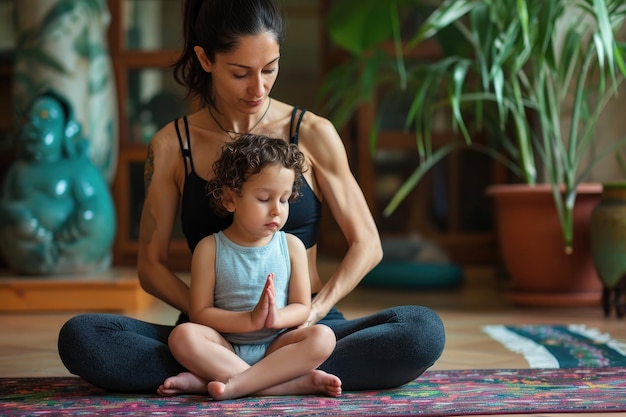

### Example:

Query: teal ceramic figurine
xmin=590 ymin=182 xmax=626 ymax=318
xmin=0 ymin=90 xmax=116 ymax=275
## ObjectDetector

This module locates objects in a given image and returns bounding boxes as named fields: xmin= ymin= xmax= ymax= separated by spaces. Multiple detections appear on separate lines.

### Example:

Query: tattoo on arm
xmin=144 ymin=145 xmax=155 ymax=195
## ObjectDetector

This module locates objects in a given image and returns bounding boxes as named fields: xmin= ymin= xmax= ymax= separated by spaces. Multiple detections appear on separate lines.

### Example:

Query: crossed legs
xmin=158 ymin=322 xmax=341 ymax=400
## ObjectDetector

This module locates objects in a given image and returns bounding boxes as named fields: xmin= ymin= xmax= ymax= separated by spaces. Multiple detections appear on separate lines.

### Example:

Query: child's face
xmin=228 ymin=164 xmax=295 ymax=241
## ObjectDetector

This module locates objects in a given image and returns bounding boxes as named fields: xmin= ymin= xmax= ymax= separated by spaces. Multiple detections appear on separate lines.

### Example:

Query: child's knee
xmin=311 ymin=324 xmax=336 ymax=354
xmin=168 ymin=323 xmax=195 ymax=352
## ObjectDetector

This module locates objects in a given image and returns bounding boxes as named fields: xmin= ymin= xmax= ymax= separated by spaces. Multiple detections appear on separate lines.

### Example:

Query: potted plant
xmin=321 ymin=0 xmax=626 ymax=305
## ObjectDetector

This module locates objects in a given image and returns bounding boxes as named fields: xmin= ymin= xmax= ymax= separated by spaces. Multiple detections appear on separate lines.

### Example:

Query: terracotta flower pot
xmin=487 ymin=183 xmax=603 ymax=307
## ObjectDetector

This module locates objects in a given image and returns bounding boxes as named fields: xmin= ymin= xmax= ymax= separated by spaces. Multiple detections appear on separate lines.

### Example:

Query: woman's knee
xmin=393 ymin=305 xmax=444 ymax=330
xmin=58 ymin=314 xmax=102 ymax=350
xmin=58 ymin=314 xmax=107 ymax=372
xmin=394 ymin=305 xmax=446 ymax=361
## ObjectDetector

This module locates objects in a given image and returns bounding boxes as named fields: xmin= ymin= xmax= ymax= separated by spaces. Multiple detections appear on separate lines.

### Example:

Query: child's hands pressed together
xmin=263 ymin=273 xmax=279 ymax=328
xmin=251 ymin=273 xmax=278 ymax=330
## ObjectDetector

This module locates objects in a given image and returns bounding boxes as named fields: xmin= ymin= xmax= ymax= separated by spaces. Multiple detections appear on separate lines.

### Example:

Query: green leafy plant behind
xmin=321 ymin=0 xmax=626 ymax=253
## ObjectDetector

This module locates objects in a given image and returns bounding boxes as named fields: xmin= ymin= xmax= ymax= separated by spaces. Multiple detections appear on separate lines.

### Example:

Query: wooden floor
xmin=1 ymin=260 xmax=625 ymax=417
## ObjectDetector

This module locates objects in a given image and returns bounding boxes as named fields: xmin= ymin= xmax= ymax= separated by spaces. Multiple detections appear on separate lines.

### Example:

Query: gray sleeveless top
xmin=214 ymin=231 xmax=290 ymax=344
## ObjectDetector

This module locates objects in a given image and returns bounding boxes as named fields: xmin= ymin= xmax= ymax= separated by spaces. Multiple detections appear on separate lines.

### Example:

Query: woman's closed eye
xmin=233 ymin=68 xmax=277 ymax=79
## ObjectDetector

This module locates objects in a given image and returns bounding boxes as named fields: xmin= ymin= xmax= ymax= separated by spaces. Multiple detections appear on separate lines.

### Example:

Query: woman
xmin=58 ymin=0 xmax=445 ymax=394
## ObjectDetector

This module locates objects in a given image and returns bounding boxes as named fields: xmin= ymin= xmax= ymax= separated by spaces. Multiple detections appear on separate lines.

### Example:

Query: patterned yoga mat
xmin=2 ymin=368 xmax=626 ymax=416
xmin=483 ymin=324 xmax=626 ymax=368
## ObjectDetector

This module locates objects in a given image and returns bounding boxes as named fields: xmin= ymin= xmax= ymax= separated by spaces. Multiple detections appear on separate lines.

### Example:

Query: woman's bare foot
xmin=157 ymin=372 xmax=209 ymax=396
xmin=208 ymin=370 xmax=342 ymax=400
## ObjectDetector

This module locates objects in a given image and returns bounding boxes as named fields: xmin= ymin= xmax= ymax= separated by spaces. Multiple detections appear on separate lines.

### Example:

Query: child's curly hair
xmin=207 ymin=134 xmax=306 ymax=216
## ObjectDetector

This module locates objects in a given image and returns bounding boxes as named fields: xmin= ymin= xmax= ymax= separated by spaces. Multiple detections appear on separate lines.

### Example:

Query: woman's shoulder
xmin=289 ymin=107 xmax=346 ymax=164
xmin=291 ymin=106 xmax=334 ymax=132
xmin=270 ymin=101 xmax=338 ymax=145
xmin=148 ymin=118 xmax=184 ymax=153
xmin=148 ymin=110 xmax=209 ymax=153
xmin=270 ymin=99 xmax=335 ymax=135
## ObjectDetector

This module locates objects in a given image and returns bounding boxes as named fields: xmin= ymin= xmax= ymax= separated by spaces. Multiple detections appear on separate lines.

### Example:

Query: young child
xmin=158 ymin=134 xmax=342 ymax=400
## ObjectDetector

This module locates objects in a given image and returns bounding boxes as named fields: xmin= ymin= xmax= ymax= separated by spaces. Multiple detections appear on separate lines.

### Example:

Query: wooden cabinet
xmin=0 ymin=54 xmax=14 ymax=269
xmin=108 ymin=0 xmax=194 ymax=269
xmin=0 ymin=56 xmax=14 ymax=180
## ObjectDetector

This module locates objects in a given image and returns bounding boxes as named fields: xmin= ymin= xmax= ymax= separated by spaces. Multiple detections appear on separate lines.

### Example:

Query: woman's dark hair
xmin=173 ymin=0 xmax=285 ymax=107
xmin=207 ymin=134 xmax=305 ymax=216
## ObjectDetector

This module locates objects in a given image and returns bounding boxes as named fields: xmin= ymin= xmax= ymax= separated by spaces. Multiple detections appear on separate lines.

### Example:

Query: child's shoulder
xmin=196 ymin=233 xmax=218 ymax=250
xmin=284 ymin=232 xmax=306 ymax=251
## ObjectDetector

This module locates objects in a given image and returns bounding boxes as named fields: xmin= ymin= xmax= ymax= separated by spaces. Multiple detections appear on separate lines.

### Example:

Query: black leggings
xmin=58 ymin=305 xmax=445 ymax=393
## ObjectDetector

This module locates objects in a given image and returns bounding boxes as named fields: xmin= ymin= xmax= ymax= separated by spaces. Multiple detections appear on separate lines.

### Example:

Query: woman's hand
xmin=298 ymin=299 xmax=327 ymax=328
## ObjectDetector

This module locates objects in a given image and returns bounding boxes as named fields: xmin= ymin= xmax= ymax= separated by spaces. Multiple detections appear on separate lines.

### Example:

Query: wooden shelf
xmin=107 ymin=0 xmax=193 ymax=268
xmin=0 ymin=268 xmax=154 ymax=312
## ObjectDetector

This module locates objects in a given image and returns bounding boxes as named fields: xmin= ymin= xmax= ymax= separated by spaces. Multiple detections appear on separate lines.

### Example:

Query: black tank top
xmin=176 ymin=106 xmax=322 ymax=252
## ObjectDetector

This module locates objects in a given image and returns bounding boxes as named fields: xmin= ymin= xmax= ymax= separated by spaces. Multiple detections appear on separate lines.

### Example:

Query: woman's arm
xmin=137 ymin=128 xmax=191 ymax=314
xmin=301 ymin=114 xmax=383 ymax=323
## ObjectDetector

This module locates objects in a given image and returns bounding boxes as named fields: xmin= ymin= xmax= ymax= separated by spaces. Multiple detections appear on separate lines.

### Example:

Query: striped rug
xmin=483 ymin=324 xmax=626 ymax=368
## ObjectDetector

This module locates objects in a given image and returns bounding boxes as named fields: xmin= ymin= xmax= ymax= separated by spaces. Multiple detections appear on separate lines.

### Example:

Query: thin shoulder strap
xmin=289 ymin=106 xmax=307 ymax=144
xmin=174 ymin=116 xmax=195 ymax=176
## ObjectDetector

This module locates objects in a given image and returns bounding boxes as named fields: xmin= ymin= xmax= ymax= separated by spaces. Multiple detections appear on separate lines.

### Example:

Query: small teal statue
xmin=0 ymin=90 xmax=116 ymax=275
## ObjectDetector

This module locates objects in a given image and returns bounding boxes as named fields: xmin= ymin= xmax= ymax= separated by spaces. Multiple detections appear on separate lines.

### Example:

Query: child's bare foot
xmin=207 ymin=380 xmax=228 ymax=400
xmin=157 ymin=372 xmax=209 ymax=396
xmin=307 ymin=370 xmax=342 ymax=397
xmin=208 ymin=370 xmax=342 ymax=400
xmin=259 ymin=370 xmax=342 ymax=398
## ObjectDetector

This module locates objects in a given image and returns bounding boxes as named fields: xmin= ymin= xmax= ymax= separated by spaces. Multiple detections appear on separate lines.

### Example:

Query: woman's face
xmin=198 ymin=32 xmax=280 ymax=115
